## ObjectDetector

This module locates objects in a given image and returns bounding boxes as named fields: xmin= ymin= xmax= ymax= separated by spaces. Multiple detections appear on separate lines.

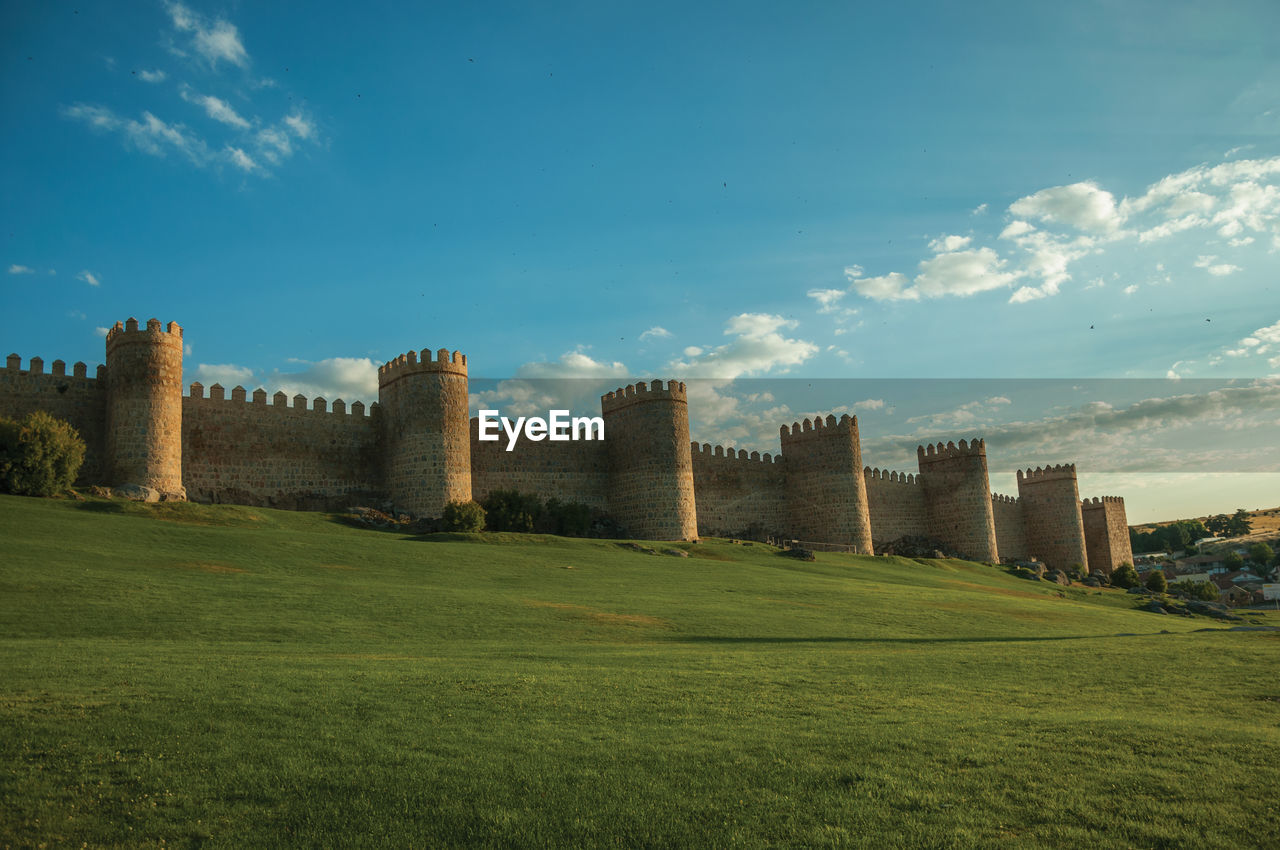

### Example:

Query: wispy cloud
xmin=137 ymin=69 xmax=166 ymax=83
xmin=639 ymin=326 xmax=671 ymax=341
xmin=7 ymin=264 xmax=35 ymax=275
xmin=76 ymin=270 xmax=101 ymax=287
xmin=180 ymin=87 xmax=250 ymax=129
xmin=63 ymin=103 xmax=211 ymax=164
xmin=836 ymin=156 xmax=1280 ymax=306
xmin=166 ymin=2 xmax=249 ymax=69
xmin=283 ymin=111 xmax=315 ymax=140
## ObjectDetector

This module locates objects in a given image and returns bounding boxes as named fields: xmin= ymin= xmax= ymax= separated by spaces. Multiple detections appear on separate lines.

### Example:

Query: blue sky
xmin=2 ymin=0 xmax=1278 ymax=522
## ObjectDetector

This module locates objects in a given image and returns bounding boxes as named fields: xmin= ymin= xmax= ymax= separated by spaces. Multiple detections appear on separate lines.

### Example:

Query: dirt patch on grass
xmin=525 ymin=600 xmax=673 ymax=629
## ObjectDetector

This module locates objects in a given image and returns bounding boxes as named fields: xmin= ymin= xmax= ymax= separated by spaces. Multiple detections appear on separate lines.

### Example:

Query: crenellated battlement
xmin=6 ymin=353 xmax=104 ymax=380
xmin=916 ymin=438 xmax=986 ymax=465
xmin=1017 ymin=463 xmax=1077 ymax=484
xmin=600 ymin=379 xmax=688 ymax=414
xmin=104 ymin=317 xmax=182 ymax=352
xmin=690 ymin=442 xmax=777 ymax=464
xmin=377 ymin=347 xmax=468 ymax=386
xmin=779 ymin=413 xmax=856 ymax=444
xmin=2 ymin=312 xmax=1135 ymax=551
xmin=187 ymin=382 xmax=375 ymax=417
xmin=863 ymin=466 xmax=918 ymax=485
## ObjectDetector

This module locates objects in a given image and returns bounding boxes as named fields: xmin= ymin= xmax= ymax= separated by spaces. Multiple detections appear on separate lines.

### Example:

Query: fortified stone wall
xmin=780 ymin=414 xmax=874 ymax=553
xmin=2 ymin=316 xmax=1139 ymax=553
xmin=470 ymin=420 xmax=610 ymax=508
xmin=918 ymin=440 xmax=999 ymax=562
xmin=1017 ymin=465 xmax=1089 ymax=572
xmin=1081 ymin=496 xmax=1133 ymax=575
xmin=690 ymin=442 xmax=786 ymax=538
xmin=182 ymin=383 xmax=381 ymax=510
xmin=862 ymin=467 xmax=926 ymax=544
xmin=991 ymin=493 xmax=1027 ymax=562
xmin=0 ymin=354 xmax=108 ymax=485
xmin=601 ymin=380 xmax=698 ymax=540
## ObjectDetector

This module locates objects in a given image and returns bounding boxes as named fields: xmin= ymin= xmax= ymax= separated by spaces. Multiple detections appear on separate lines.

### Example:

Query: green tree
xmin=0 ymin=411 xmax=86 ymax=497
xmin=441 ymin=500 xmax=486 ymax=533
xmin=1224 ymin=551 xmax=1245 ymax=572
xmin=1111 ymin=563 xmax=1140 ymax=589
xmin=1247 ymin=542 xmax=1273 ymax=566
xmin=1144 ymin=569 xmax=1168 ymax=593
xmin=1228 ymin=509 xmax=1253 ymax=536
xmin=1205 ymin=514 xmax=1231 ymax=536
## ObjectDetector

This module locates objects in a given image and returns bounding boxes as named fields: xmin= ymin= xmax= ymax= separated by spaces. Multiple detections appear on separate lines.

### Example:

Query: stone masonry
xmin=1 ymin=317 xmax=1134 ymax=570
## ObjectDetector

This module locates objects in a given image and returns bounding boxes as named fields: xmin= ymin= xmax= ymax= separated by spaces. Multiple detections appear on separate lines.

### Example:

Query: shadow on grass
xmin=670 ymin=633 xmax=1169 ymax=645
xmin=75 ymin=500 xmax=126 ymax=514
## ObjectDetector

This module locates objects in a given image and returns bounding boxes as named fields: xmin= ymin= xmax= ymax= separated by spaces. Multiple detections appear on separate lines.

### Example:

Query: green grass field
xmin=2 ymin=493 xmax=1277 ymax=848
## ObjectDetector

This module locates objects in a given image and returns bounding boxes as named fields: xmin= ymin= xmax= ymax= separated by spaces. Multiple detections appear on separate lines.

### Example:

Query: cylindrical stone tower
xmin=104 ymin=317 xmax=185 ymax=498
xmin=601 ymin=380 xmax=698 ymax=540
xmin=917 ymin=439 xmax=999 ymax=562
xmin=1017 ymin=464 xmax=1088 ymax=573
xmin=378 ymin=347 xmax=470 ymax=517
xmin=779 ymin=413 xmax=875 ymax=553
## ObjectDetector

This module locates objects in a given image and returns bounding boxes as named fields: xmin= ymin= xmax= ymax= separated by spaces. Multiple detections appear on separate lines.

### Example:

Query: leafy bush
xmin=441 ymin=500 xmax=486 ymax=533
xmin=1170 ymin=579 xmax=1218 ymax=601
xmin=480 ymin=489 xmax=542 ymax=533
xmin=1144 ymin=569 xmax=1168 ymax=594
xmin=0 ymin=411 xmax=86 ymax=497
xmin=1110 ymin=563 xmax=1140 ymax=589
xmin=540 ymin=497 xmax=593 ymax=537
xmin=1224 ymin=551 xmax=1244 ymax=572
xmin=1248 ymin=542 xmax=1273 ymax=566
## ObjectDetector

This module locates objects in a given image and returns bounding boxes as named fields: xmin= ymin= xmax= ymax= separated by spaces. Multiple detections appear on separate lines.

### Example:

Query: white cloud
xmin=283 ymin=111 xmax=315 ymax=139
xmin=7 ymin=264 xmax=34 ymax=275
xmin=845 ymin=155 xmax=1280 ymax=307
xmin=928 ymin=234 xmax=972 ymax=253
xmin=257 ymin=127 xmax=292 ymax=163
xmin=998 ymin=220 xmax=1035 ymax=240
xmin=514 ymin=350 xmax=629 ymax=380
xmin=666 ymin=313 xmax=817 ymax=380
xmin=76 ymin=270 xmax=101 ymax=287
xmin=638 ymin=326 xmax=671 ymax=341
xmin=225 ymin=146 xmax=257 ymax=172
xmin=137 ymin=69 xmax=167 ymax=83
xmin=1009 ymin=181 xmax=1123 ymax=232
xmin=94 ymin=327 xmax=110 ymax=338
xmin=806 ymin=288 xmax=847 ymax=312
xmin=266 ymin=357 xmax=379 ymax=401
xmin=846 ymin=269 xmax=916 ymax=301
xmin=913 ymin=247 xmax=1018 ymax=298
xmin=193 ymin=363 xmax=255 ymax=387
xmin=167 ymin=2 xmax=249 ymax=68
xmin=972 ymin=203 xmax=988 ymax=215
xmin=1222 ymin=319 xmax=1280 ymax=361
xmin=181 ymin=89 xmax=250 ymax=129
xmin=64 ymin=104 xmax=211 ymax=165
xmin=683 ymin=346 xmax=703 ymax=357
xmin=1123 ymin=284 xmax=1139 ymax=295
xmin=1194 ymin=255 xmax=1242 ymax=276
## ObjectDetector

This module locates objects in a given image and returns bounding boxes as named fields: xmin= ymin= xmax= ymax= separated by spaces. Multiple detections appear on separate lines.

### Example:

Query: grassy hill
xmin=2 ymin=494 xmax=1278 ymax=848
